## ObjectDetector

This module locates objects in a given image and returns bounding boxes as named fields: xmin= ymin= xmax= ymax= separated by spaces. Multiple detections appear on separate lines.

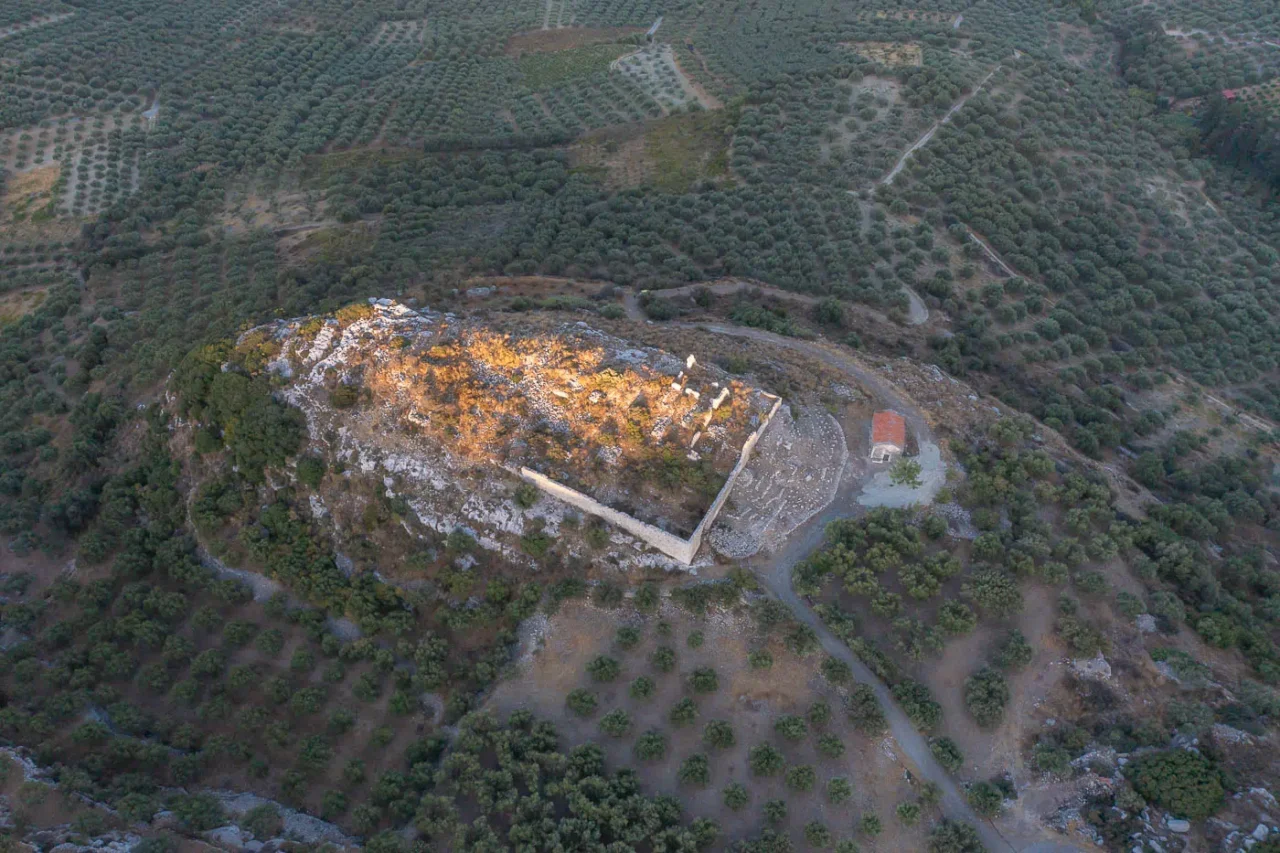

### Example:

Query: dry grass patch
xmin=841 ymin=41 xmax=923 ymax=67
xmin=569 ymin=108 xmax=733 ymax=191
xmin=486 ymin=599 xmax=930 ymax=851
xmin=1 ymin=164 xmax=59 ymax=222
xmin=569 ymin=126 xmax=654 ymax=189
xmin=1226 ymin=79 xmax=1280 ymax=113
xmin=856 ymin=9 xmax=955 ymax=23
xmin=505 ymin=26 xmax=644 ymax=56
xmin=0 ymin=286 xmax=47 ymax=324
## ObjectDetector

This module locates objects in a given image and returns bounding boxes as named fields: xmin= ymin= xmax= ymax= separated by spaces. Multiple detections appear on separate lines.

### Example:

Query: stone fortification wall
xmin=517 ymin=394 xmax=781 ymax=565
xmin=687 ymin=395 xmax=782 ymax=553
xmin=517 ymin=467 xmax=699 ymax=563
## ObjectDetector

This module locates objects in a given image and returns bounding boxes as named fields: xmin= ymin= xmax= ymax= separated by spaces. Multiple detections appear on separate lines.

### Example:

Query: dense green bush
xmin=930 ymin=737 xmax=965 ymax=773
xmin=1127 ymin=750 xmax=1225 ymax=820
xmin=963 ymin=668 xmax=1010 ymax=728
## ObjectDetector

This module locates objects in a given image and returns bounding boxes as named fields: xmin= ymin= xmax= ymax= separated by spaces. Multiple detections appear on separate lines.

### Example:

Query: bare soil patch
xmin=1 ymin=163 xmax=59 ymax=217
xmin=505 ymin=26 xmax=643 ymax=56
xmin=0 ymin=286 xmax=48 ymax=324
xmin=486 ymin=599 xmax=935 ymax=850
xmin=569 ymin=108 xmax=732 ymax=192
xmin=855 ymin=9 xmax=956 ymax=24
xmin=218 ymin=184 xmax=327 ymax=235
xmin=841 ymin=41 xmax=924 ymax=67
xmin=569 ymin=124 xmax=653 ymax=188
xmin=614 ymin=43 xmax=721 ymax=113
xmin=921 ymin=584 xmax=1066 ymax=782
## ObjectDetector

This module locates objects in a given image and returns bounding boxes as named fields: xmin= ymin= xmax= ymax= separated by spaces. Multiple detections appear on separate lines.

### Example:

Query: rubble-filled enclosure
xmin=259 ymin=301 xmax=779 ymax=559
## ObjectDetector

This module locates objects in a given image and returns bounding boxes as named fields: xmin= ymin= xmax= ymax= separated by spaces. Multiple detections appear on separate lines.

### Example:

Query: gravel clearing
xmin=710 ymin=405 xmax=849 ymax=558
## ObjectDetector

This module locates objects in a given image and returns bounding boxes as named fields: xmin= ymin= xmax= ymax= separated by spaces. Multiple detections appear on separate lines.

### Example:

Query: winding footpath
xmin=680 ymin=324 xmax=1021 ymax=852
xmin=882 ymin=66 xmax=1002 ymax=186
xmin=624 ymin=297 xmax=1077 ymax=850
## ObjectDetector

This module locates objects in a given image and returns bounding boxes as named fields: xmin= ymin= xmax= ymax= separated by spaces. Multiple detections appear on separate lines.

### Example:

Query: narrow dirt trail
xmin=882 ymin=66 xmax=1000 ymax=186
xmin=966 ymin=228 xmax=1019 ymax=277
xmin=578 ymin=289 xmax=1080 ymax=849
xmin=645 ymin=321 xmax=1083 ymax=853
xmin=630 ymin=278 xmax=896 ymax=325
xmin=684 ymin=325 xmax=1019 ymax=853
xmin=904 ymin=286 xmax=929 ymax=324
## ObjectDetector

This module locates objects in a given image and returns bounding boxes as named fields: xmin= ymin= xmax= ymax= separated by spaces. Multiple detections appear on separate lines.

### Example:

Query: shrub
xmin=962 ymin=568 xmax=1022 ymax=616
xmin=689 ymin=667 xmax=719 ymax=693
xmin=775 ymin=714 xmax=808 ymax=741
xmin=937 ymin=600 xmax=977 ymax=635
xmin=930 ymin=737 xmax=964 ymax=773
xmin=687 ymin=631 xmax=704 ymax=648
xmin=297 ymin=456 xmax=325 ymax=487
xmin=922 ymin=514 xmax=948 ymax=539
xmin=785 ymin=764 xmax=817 ymax=792
xmin=1032 ymin=741 xmax=1072 ymax=775
xmin=963 ymin=667 xmax=1010 ymax=728
xmin=827 ymin=777 xmax=853 ymax=804
xmin=893 ymin=680 xmax=942 ymax=732
xmin=895 ymin=801 xmax=921 ymax=826
xmin=634 ymin=582 xmax=660 ymax=612
xmin=1057 ymin=613 xmax=1108 ymax=656
xmin=748 ymin=650 xmax=774 ymax=669
xmin=927 ymin=820 xmax=985 ymax=853
xmin=822 ymin=656 xmax=852 ymax=684
xmin=818 ymin=733 xmax=846 ymax=758
xmin=1127 ymin=750 xmax=1224 ymax=820
xmin=330 ymin=384 xmax=359 ymax=409
xmin=703 ymin=719 xmax=735 ymax=750
xmin=1115 ymin=591 xmax=1146 ymax=617
xmin=995 ymin=630 xmax=1033 ymax=671
xmin=592 ymin=582 xmax=623 ymax=609
xmin=805 ymin=821 xmax=833 ymax=848
xmin=585 ymin=523 xmax=611 ymax=549
xmin=723 ymin=783 xmax=749 ymax=811
xmin=749 ymin=744 xmax=785 ymax=776
xmin=615 ymin=626 xmax=641 ymax=650
xmin=1149 ymin=591 xmax=1185 ymax=625
xmin=633 ymin=729 xmax=667 ymax=761
xmin=170 ymin=794 xmax=226 ymax=831
xmin=669 ymin=697 xmax=698 ymax=726
xmin=848 ymin=684 xmax=887 ymax=733
xmin=858 ymin=813 xmax=882 ymax=837
xmin=586 ymin=656 xmax=620 ymax=682
xmin=1074 ymin=570 xmax=1108 ymax=596
xmin=241 ymin=804 xmax=282 ymax=839
xmin=763 ymin=799 xmax=788 ymax=824
xmin=650 ymin=646 xmax=677 ymax=673
xmin=967 ymin=781 xmax=1004 ymax=817
xmin=566 ymin=689 xmax=597 ymax=717
xmin=630 ymin=676 xmax=655 ymax=701
xmin=678 ymin=753 xmax=711 ymax=786
xmin=786 ymin=624 xmax=819 ymax=656
xmin=599 ymin=709 xmax=632 ymax=737
xmin=514 ymin=483 xmax=539 ymax=508
xmin=808 ymin=701 xmax=832 ymax=726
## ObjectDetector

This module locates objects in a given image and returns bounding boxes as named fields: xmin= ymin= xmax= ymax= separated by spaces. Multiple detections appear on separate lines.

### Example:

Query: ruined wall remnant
xmin=519 ymin=394 xmax=781 ymax=564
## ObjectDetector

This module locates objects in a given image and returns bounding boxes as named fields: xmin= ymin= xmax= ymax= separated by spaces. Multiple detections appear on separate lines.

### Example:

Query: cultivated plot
xmin=614 ymin=43 xmax=721 ymax=112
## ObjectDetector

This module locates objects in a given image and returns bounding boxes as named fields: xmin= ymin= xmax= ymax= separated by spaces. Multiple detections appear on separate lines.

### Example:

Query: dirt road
xmin=538 ymin=286 xmax=1073 ymax=849
xmin=683 ymin=322 xmax=1080 ymax=853
xmin=965 ymin=228 xmax=1018 ymax=278
xmin=882 ymin=66 xmax=1000 ymax=186
xmin=629 ymin=278 xmax=896 ymax=325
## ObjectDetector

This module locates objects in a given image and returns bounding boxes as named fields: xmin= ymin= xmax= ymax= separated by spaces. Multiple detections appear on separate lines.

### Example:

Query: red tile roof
xmin=872 ymin=410 xmax=906 ymax=448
